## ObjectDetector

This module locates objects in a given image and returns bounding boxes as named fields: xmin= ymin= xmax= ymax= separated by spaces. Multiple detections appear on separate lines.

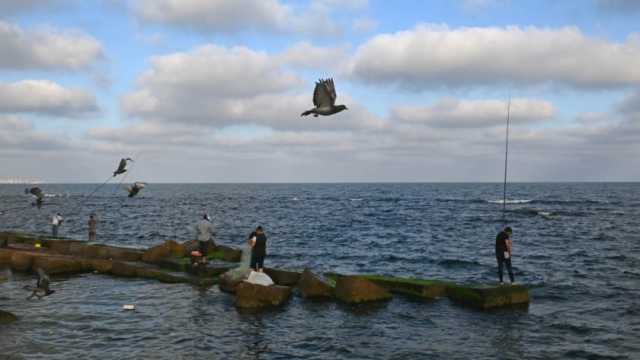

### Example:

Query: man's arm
xmin=506 ymin=239 xmax=513 ymax=256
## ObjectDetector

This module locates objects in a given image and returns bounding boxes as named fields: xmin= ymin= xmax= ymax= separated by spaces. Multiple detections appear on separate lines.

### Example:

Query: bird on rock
xmin=301 ymin=78 xmax=348 ymax=117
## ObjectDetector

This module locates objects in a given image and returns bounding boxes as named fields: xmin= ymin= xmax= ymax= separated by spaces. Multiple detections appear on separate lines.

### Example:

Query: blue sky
xmin=1 ymin=0 xmax=640 ymax=182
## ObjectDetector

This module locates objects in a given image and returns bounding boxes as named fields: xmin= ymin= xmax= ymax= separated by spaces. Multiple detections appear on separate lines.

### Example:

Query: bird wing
xmin=312 ymin=79 xmax=333 ymax=108
xmin=30 ymin=187 xmax=43 ymax=199
xmin=325 ymin=78 xmax=337 ymax=105
xmin=117 ymin=158 xmax=127 ymax=172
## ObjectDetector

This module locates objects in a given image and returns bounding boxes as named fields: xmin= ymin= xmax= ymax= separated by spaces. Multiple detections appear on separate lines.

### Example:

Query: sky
xmin=1 ymin=0 xmax=640 ymax=183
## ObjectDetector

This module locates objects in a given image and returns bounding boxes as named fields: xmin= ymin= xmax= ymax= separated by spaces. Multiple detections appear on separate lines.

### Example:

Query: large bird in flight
xmin=301 ymin=78 xmax=348 ymax=117
xmin=127 ymin=182 xmax=146 ymax=198
xmin=113 ymin=158 xmax=133 ymax=177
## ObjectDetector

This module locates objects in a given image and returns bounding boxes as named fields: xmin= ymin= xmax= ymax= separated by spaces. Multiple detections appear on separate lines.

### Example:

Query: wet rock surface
xmin=235 ymin=282 xmax=291 ymax=309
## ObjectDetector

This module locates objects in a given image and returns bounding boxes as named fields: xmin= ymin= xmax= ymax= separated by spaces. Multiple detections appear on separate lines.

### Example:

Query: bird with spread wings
xmin=301 ymin=78 xmax=348 ymax=117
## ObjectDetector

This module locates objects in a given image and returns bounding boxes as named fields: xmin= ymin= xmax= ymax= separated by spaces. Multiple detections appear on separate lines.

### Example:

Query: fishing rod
xmin=502 ymin=96 xmax=512 ymax=225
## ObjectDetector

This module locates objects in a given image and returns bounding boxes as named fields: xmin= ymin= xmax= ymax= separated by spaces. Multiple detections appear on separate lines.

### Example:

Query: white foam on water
xmin=488 ymin=199 xmax=532 ymax=204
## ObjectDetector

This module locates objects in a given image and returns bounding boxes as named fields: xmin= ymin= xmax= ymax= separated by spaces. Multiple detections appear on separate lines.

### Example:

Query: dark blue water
xmin=1 ymin=183 xmax=639 ymax=359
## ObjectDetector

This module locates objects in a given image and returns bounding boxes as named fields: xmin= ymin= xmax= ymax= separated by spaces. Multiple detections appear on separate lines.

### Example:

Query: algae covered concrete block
xmin=359 ymin=275 xmax=449 ymax=300
xmin=447 ymin=284 xmax=529 ymax=310
xmin=335 ymin=276 xmax=392 ymax=304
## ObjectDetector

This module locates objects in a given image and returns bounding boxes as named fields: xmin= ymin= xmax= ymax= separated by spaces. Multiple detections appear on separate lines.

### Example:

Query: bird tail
xmin=301 ymin=109 xmax=313 ymax=117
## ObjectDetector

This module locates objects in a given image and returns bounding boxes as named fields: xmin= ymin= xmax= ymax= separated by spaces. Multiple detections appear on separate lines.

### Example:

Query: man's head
xmin=504 ymin=227 xmax=513 ymax=235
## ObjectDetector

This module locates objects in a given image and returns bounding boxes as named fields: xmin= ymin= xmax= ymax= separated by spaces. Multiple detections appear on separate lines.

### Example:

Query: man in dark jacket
xmin=495 ymin=226 xmax=514 ymax=284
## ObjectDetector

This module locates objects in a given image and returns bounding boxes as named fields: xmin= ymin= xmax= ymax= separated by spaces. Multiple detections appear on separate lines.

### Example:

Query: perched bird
xmin=127 ymin=182 xmax=146 ymax=198
xmin=26 ymin=268 xmax=55 ymax=300
xmin=113 ymin=158 xmax=133 ymax=177
xmin=301 ymin=78 xmax=348 ymax=117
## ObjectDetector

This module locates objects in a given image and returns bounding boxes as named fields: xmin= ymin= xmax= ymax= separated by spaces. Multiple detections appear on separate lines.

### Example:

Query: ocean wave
xmin=488 ymin=199 xmax=533 ymax=204
xmin=436 ymin=198 xmax=486 ymax=204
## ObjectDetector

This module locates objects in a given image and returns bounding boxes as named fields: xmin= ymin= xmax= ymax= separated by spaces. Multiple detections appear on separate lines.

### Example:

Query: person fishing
xmin=88 ymin=214 xmax=97 ymax=242
xmin=495 ymin=226 xmax=514 ymax=284
xmin=51 ymin=213 xmax=64 ymax=238
xmin=195 ymin=213 xmax=215 ymax=256
xmin=250 ymin=226 xmax=267 ymax=272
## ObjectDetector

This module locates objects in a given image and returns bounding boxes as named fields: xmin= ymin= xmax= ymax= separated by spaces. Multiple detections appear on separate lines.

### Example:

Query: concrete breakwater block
xmin=335 ymin=276 xmax=392 ymax=304
xmin=264 ymin=268 xmax=301 ymax=286
xmin=358 ymin=275 xmax=449 ymax=300
xmin=446 ymin=284 xmax=530 ymax=310
xmin=0 ymin=310 xmax=18 ymax=324
xmin=298 ymin=268 xmax=334 ymax=299
xmin=235 ymin=282 xmax=291 ymax=309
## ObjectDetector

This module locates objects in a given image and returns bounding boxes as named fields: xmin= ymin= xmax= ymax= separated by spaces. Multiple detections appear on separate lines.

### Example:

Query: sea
xmin=0 ymin=183 xmax=638 ymax=359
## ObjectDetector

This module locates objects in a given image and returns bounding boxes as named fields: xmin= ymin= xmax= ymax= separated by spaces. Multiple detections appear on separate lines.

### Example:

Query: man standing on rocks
xmin=51 ymin=213 xmax=63 ymax=238
xmin=495 ymin=226 xmax=514 ymax=284
xmin=195 ymin=213 xmax=215 ymax=257
xmin=88 ymin=214 xmax=97 ymax=242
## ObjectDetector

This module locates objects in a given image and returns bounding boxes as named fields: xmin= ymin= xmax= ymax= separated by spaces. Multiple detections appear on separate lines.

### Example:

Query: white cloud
xmin=596 ymin=0 xmax=640 ymax=13
xmin=0 ymin=116 xmax=72 ymax=152
xmin=392 ymin=98 xmax=555 ymax=128
xmin=0 ymin=21 xmax=103 ymax=71
xmin=121 ymin=44 xmax=381 ymax=131
xmin=0 ymin=0 xmax=54 ymax=16
xmin=134 ymin=0 xmax=344 ymax=36
xmin=0 ymin=80 xmax=98 ymax=117
xmin=279 ymin=42 xmax=348 ymax=70
xmin=349 ymin=24 xmax=640 ymax=90
xmin=352 ymin=17 xmax=378 ymax=33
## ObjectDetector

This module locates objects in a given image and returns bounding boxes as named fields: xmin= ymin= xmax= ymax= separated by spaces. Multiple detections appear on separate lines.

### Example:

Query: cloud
xmin=352 ymin=17 xmax=377 ymax=33
xmin=0 ymin=0 xmax=53 ymax=16
xmin=349 ymin=24 xmax=640 ymax=90
xmin=391 ymin=98 xmax=555 ymax=128
xmin=616 ymin=89 xmax=640 ymax=114
xmin=278 ymin=42 xmax=348 ymax=70
xmin=0 ymin=21 xmax=103 ymax=71
xmin=0 ymin=116 xmax=72 ymax=152
xmin=134 ymin=0 xmax=345 ymax=36
xmin=595 ymin=0 xmax=640 ymax=13
xmin=121 ymin=44 xmax=382 ymax=131
xmin=0 ymin=80 xmax=98 ymax=117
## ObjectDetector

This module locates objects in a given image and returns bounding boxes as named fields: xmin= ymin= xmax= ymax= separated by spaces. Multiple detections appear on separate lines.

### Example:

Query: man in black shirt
xmin=495 ymin=226 xmax=514 ymax=284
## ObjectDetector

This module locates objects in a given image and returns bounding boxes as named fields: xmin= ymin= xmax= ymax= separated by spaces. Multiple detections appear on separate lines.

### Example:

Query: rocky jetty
xmin=0 ymin=231 xmax=530 ymax=314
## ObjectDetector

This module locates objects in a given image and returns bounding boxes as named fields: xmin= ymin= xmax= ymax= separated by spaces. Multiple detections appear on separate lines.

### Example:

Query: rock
xmin=335 ymin=276 xmax=392 ymax=304
xmin=264 ymin=268 xmax=301 ymax=286
xmin=299 ymin=268 xmax=334 ymax=298
xmin=0 ymin=310 xmax=18 ymax=324
xmin=360 ymin=275 xmax=448 ymax=300
xmin=446 ymin=284 xmax=530 ymax=310
xmin=218 ymin=268 xmax=251 ymax=293
xmin=142 ymin=240 xmax=185 ymax=263
xmin=212 ymin=245 xmax=241 ymax=262
xmin=32 ymin=255 xmax=85 ymax=275
xmin=235 ymin=282 xmax=291 ymax=309
xmin=87 ymin=259 xmax=113 ymax=273
xmin=10 ymin=251 xmax=34 ymax=272
xmin=110 ymin=261 xmax=139 ymax=277
xmin=0 ymin=249 xmax=12 ymax=266
xmin=181 ymin=240 xmax=200 ymax=253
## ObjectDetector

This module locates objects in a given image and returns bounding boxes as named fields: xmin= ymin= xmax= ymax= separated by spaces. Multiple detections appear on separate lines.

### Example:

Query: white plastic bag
xmin=245 ymin=270 xmax=274 ymax=286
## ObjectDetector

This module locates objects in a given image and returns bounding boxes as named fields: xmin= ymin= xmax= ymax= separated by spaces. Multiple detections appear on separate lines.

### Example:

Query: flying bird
xmin=25 ymin=187 xmax=45 ymax=207
xmin=26 ymin=268 xmax=55 ymax=300
xmin=113 ymin=158 xmax=133 ymax=177
xmin=127 ymin=182 xmax=146 ymax=198
xmin=301 ymin=78 xmax=348 ymax=117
